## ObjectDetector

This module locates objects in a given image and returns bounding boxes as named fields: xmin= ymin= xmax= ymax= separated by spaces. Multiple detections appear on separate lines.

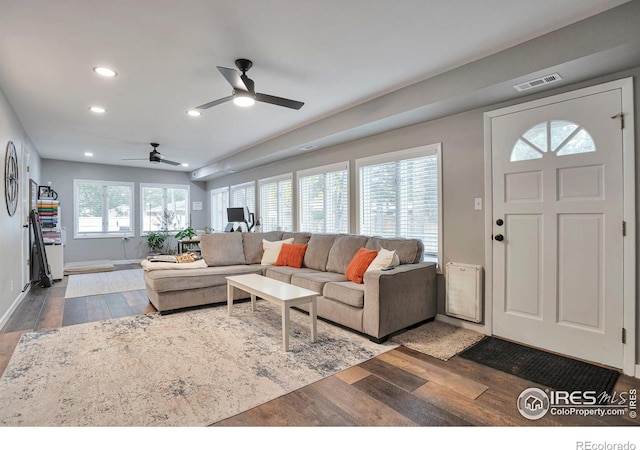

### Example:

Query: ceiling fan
xmin=121 ymin=143 xmax=181 ymax=166
xmin=195 ymin=59 xmax=304 ymax=111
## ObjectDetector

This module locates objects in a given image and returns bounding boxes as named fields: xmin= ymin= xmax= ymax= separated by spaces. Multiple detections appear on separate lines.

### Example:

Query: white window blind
xmin=298 ymin=162 xmax=349 ymax=233
xmin=74 ymin=179 xmax=134 ymax=238
xmin=230 ymin=181 xmax=256 ymax=217
xmin=259 ymin=174 xmax=292 ymax=232
xmin=140 ymin=183 xmax=190 ymax=234
xmin=357 ymin=144 xmax=441 ymax=258
xmin=210 ymin=187 xmax=229 ymax=232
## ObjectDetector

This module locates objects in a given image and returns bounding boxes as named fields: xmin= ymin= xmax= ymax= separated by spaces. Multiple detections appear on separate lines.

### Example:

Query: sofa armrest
xmin=362 ymin=262 xmax=437 ymax=339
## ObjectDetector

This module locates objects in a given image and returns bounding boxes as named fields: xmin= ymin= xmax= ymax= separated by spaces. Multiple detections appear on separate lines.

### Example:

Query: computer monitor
xmin=227 ymin=207 xmax=248 ymax=223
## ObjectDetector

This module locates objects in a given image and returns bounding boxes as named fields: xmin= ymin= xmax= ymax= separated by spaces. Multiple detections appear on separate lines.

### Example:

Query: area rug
xmin=0 ymin=301 xmax=396 ymax=426
xmin=65 ymin=268 xmax=144 ymax=298
xmin=390 ymin=320 xmax=485 ymax=361
xmin=63 ymin=259 xmax=115 ymax=275
xmin=459 ymin=337 xmax=620 ymax=400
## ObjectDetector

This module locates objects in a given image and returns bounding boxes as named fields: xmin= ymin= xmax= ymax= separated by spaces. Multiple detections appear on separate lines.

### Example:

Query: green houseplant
xmin=146 ymin=230 xmax=168 ymax=254
xmin=175 ymin=226 xmax=196 ymax=241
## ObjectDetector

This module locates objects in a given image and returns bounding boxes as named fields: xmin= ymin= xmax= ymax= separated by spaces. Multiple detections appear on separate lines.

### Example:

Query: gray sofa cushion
xmin=291 ymin=271 xmax=347 ymax=293
xmin=145 ymin=264 xmax=262 ymax=293
xmin=201 ymin=233 xmax=246 ymax=266
xmin=323 ymin=281 xmax=365 ymax=308
xmin=242 ymin=231 xmax=283 ymax=264
xmin=265 ymin=266 xmax=318 ymax=283
xmin=282 ymin=231 xmax=312 ymax=244
xmin=325 ymin=234 xmax=370 ymax=274
xmin=303 ymin=234 xmax=337 ymax=271
xmin=365 ymin=237 xmax=424 ymax=264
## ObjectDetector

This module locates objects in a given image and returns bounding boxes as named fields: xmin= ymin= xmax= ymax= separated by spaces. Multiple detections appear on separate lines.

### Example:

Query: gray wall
xmin=207 ymin=65 xmax=640 ymax=362
xmin=41 ymin=159 xmax=208 ymax=263
xmin=0 ymin=87 xmax=41 ymax=326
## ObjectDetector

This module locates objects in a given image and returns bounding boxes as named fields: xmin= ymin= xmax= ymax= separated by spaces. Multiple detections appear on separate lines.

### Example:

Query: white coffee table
xmin=226 ymin=273 xmax=318 ymax=351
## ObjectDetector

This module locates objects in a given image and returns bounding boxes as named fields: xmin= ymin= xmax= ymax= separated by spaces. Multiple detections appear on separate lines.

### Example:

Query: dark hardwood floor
xmin=1 ymin=264 xmax=638 ymax=427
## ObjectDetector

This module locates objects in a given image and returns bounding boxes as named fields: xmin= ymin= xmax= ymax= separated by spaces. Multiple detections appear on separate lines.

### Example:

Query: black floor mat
xmin=459 ymin=337 xmax=620 ymax=400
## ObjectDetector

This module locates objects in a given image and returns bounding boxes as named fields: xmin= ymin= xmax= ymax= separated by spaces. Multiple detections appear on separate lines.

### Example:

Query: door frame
xmin=483 ymin=77 xmax=636 ymax=376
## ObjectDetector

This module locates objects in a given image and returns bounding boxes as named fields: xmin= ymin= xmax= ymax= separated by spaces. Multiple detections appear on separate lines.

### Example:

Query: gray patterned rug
xmin=0 ymin=301 xmax=396 ymax=426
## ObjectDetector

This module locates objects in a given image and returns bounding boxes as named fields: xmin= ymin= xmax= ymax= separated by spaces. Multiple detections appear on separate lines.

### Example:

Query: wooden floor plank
xmin=352 ymin=374 xmax=471 ymax=426
xmin=0 ymin=331 xmax=23 ymax=377
xmin=86 ymin=295 xmax=112 ymax=322
xmin=379 ymin=349 xmax=488 ymax=399
xmin=335 ymin=366 xmax=371 ymax=385
xmin=359 ymin=357 xmax=427 ymax=392
xmin=308 ymin=375 xmax=418 ymax=426
xmin=412 ymin=380 xmax=520 ymax=426
xmin=104 ymin=292 xmax=134 ymax=319
xmin=1 ymin=287 xmax=47 ymax=333
xmin=62 ymin=296 xmax=88 ymax=327
xmin=35 ymin=295 xmax=64 ymax=330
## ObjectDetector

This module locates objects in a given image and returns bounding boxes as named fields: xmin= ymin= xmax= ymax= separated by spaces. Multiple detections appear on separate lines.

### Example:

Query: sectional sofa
xmin=143 ymin=231 xmax=437 ymax=342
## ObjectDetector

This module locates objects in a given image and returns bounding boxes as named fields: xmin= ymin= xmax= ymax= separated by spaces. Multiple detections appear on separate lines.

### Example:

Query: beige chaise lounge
xmin=143 ymin=231 xmax=437 ymax=342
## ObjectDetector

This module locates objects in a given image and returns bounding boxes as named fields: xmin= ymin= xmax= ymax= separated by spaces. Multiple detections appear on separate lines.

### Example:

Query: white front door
xmin=491 ymin=86 xmax=625 ymax=369
xmin=20 ymin=145 xmax=30 ymax=291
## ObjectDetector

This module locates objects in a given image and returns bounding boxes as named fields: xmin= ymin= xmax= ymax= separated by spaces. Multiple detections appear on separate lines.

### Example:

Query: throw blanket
xmin=141 ymin=259 xmax=208 ymax=271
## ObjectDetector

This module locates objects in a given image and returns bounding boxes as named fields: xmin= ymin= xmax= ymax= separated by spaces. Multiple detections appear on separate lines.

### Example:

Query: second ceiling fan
xmin=195 ymin=59 xmax=304 ymax=111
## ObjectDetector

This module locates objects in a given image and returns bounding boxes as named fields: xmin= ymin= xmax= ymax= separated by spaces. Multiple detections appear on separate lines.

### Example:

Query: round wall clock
xmin=5 ymin=141 xmax=18 ymax=216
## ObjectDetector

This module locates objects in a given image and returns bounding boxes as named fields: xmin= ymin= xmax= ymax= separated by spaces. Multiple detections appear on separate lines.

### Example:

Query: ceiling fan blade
xmin=160 ymin=159 xmax=181 ymax=166
xmin=217 ymin=66 xmax=247 ymax=91
xmin=196 ymin=95 xmax=233 ymax=110
xmin=255 ymin=93 xmax=304 ymax=110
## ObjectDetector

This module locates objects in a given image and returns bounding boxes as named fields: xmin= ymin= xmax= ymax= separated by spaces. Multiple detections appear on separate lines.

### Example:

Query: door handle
xmin=494 ymin=234 xmax=504 ymax=242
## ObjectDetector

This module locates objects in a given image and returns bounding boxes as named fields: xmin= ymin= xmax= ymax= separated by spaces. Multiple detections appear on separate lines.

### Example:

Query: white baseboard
xmin=0 ymin=286 xmax=31 ymax=331
xmin=436 ymin=313 xmax=489 ymax=335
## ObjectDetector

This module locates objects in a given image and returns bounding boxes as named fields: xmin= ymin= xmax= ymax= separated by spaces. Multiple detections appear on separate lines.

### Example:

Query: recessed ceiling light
xmin=93 ymin=67 xmax=117 ymax=77
xmin=181 ymin=163 xmax=189 ymax=167
xmin=89 ymin=106 xmax=107 ymax=113
xmin=84 ymin=152 xmax=94 ymax=157
xmin=186 ymin=110 xmax=201 ymax=117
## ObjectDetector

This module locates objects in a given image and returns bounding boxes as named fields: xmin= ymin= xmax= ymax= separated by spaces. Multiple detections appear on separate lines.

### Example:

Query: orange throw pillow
xmin=345 ymin=248 xmax=378 ymax=284
xmin=275 ymin=243 xmax=308 ymax=268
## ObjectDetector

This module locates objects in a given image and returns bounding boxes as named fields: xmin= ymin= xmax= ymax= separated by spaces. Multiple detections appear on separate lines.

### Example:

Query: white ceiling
xmin=0 ymin=0 xmax=632 ymax=178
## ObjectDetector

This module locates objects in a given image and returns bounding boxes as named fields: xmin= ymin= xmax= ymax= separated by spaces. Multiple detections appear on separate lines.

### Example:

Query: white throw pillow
xmin=261 ymin=238 xmax=294 ymax=265
xmin=366 ymin=248 xmax=400 ymax=272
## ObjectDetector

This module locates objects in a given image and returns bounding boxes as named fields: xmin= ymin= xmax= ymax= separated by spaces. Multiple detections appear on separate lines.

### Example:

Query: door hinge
xmin=611 ymin=113 xmax=625 ymax=129
xmin=622 ymin=328 xmax=626 ymax=344
xmin=622 ymin=221 xmax=627 ymax=237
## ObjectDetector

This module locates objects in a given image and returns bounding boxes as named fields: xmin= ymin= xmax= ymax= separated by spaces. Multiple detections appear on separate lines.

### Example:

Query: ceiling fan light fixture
xmin=233 ymin=92 xmax=255 ymax=107
xmin=93 ymin=67 xmax=117 ymax=77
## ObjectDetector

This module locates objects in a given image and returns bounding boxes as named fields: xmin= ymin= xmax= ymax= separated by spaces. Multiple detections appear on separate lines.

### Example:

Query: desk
xmin=177 ymin=239 xmax=200 ymax=254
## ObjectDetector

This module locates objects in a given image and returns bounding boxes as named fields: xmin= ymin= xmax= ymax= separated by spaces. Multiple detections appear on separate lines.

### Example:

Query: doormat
xmin=459 ymin=337 xmax=620 ymax=401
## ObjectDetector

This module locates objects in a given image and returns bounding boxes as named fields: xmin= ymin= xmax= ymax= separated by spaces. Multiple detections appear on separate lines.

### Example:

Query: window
xmin=74 ymin=179 xmax=134 ymax=238
xmin=258 ymin=174 xmax=293 ymax=232
xmin=230 ymin=181 xmax=256 ymax=217
xmin=210 ymin=187 xmax=229 ymax=232
xmin=140 ymin=183 xmax=190 ymax=234
xmin=356 ymin=144 xmax=441 ymax=261
xmin=511 ymin=120 xmax=596 ymax=161
xmin=298 ymin=162 xmax=349 ymax=233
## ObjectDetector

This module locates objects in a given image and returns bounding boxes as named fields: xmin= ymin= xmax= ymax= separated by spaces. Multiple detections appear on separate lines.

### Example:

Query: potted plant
xmin=146 ymin=230 xmax=168 ymax=255
xmin=175 ymin=226 xmax=196 ymax=241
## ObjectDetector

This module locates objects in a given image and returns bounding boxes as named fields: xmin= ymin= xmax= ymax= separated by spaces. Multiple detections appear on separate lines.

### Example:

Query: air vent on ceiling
xmin=513 ymin=73 xmax=562 ymax=92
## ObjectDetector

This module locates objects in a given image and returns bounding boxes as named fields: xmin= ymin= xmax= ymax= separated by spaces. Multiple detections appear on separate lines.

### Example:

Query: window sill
xmin=74 ymin=234 xmax=135 ymax=240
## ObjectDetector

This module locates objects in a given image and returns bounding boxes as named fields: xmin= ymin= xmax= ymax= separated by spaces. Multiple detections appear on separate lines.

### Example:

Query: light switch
xmin=474 ymin=198 xmax=483 ymax=210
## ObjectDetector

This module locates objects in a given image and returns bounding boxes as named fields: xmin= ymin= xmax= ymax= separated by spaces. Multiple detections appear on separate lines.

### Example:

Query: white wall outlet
xmin=474 ymin=198 xmax=483 ymax=210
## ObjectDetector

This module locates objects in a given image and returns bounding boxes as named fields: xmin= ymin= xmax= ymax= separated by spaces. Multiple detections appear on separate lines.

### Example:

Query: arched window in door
xmin=510 ymin=120 xmax=596 ymax=162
